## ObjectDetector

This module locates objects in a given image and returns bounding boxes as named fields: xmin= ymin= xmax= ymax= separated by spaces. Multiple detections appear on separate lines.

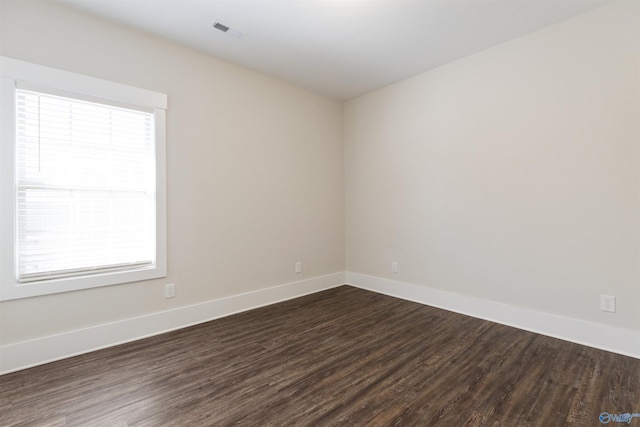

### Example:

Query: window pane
xmin=16 ymin=89 xmax=155 ymax=281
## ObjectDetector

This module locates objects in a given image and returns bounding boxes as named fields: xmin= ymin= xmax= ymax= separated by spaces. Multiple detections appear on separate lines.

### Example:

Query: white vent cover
xmin=212 ymin=22 xmax=244 ymax=39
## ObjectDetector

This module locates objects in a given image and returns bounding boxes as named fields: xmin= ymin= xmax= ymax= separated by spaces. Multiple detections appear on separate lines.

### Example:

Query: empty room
xmin=1 ymin=0 xmax=639 ymax=425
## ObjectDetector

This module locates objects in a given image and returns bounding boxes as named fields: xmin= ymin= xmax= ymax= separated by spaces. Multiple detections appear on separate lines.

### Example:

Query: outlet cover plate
xmin=600 ymin=294 xmax=615 ymax=312
xmin=165 ymin=283 xmax=176 ymax=298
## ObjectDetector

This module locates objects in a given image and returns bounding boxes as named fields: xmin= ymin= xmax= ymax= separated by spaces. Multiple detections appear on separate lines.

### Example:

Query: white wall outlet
xmin=165 ymin=283 xmax=175 ymax=299
xmin=391 ymin=261 xmax=398 ymax=273
xmin=600 ymin=294 xmax=615 ymax=312
xmin=295 ymin=262 xmax=302 ymax=273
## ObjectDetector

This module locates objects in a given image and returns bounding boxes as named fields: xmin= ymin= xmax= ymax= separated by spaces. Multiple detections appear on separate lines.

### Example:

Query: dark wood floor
xmin=1 ymin=286 xmax=639 ymax=426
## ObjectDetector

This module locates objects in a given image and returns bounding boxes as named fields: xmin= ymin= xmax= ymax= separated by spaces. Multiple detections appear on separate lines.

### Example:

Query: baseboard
xmin=346 ymin=272 xmax=640 ymax=359
xmin=4 ymin=270 xmax=636 ymax=375
xmin=0 ymin=272 xmax=346 ymax=375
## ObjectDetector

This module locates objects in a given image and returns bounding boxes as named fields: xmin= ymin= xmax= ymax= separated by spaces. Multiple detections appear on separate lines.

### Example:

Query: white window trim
xmin=0 ymin=57 xmax=167 ymax=301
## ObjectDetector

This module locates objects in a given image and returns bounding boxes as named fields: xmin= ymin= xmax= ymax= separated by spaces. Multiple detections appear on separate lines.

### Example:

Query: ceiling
xmin=56 ymin=0 xmax=608 ymax=100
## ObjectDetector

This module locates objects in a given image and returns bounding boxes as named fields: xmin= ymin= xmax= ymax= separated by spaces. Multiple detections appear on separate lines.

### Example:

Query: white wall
xmin=345 ymin=1 xmax=640 ymax=333
xmin=0 ymin=0 xmax=345 ymax=346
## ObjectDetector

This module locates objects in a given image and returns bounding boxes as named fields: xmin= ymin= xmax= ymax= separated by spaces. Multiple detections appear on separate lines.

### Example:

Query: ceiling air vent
xmin=213 ymin=22 xmax=230 ymax=32
xmin=212 ymin=22 xmax=244 ymax=39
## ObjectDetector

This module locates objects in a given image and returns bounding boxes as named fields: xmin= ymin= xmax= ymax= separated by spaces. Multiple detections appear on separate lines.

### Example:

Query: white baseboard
xmin=3 ymin=270 xmax=636 ymax=375
xmin=347 ymin=272 xmax=640 ymax=359
xmin=0 ymin=272 xmax=346 ymax=375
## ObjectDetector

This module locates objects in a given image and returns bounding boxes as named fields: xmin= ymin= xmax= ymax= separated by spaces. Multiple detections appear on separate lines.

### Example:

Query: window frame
xmin=0 ymin=57 xmax=167 ymax=301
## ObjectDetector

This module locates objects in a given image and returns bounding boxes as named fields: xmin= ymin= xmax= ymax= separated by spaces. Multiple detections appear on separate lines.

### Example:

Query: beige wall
xmin=0 ymin=0 xmax=345 ymax=345
xmin=1 ymin=0 xmax=638 ymax=350
xmin=345 ymin=1 xmax=640 ymax=332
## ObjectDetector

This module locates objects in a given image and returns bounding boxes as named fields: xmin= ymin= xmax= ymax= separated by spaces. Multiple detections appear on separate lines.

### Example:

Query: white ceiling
xmin=56 ymin=0 xmax=608 ymax=100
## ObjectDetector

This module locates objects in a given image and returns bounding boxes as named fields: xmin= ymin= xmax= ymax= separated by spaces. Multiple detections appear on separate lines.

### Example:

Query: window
xmin=1 ymin=57 xmax=167 ymax=300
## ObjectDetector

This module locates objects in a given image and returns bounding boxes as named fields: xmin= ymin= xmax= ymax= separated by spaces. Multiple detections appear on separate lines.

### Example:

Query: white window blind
xmin=15 ymin=88 xmax=156 ymax=283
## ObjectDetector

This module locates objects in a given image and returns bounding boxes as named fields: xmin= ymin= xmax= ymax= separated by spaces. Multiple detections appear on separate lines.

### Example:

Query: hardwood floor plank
xmin=1 ymin=286 xmax=638 ymax=426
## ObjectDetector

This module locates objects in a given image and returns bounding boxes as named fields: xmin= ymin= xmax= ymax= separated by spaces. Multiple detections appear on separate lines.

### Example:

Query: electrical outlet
xmin=165 ymin=283 xmax=175 ymax=299
xmin=295 ymin=262 xmax=302 ymax=273
xmin=600 ymin=295 xmax=615 ymax=312
xmin=391 ymin=261 xmax=398 ymax=273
